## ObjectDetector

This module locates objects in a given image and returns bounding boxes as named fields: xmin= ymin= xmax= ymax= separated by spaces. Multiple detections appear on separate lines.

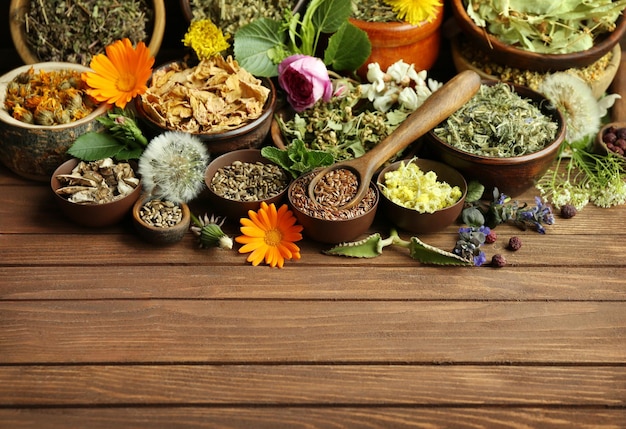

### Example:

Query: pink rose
xmin=278 ymin=54 xmax=333 ymax=112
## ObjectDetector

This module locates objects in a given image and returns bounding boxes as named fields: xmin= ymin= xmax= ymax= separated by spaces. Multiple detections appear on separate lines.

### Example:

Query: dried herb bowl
xmin=203 ymin=149 xmax=291 ymax=220
xmin=377 ymin=159 xmax=467 ymax=234
xmin=132 ymin=196 xmax=192 ymax=245
xmin=424 ymin=80 xmax=566 ymax=197
xmin=0 ymin=62 xmax=109 ymax=181
xmin=135 ymin=60 xmax=277 ymax=155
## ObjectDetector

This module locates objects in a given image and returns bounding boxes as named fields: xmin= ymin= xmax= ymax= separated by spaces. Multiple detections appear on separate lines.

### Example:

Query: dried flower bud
xmin=508 ymin=236 xmax=522 ymax=251
xmin=485 ymin=230 xmax=498 ymax=244
xmin=560 ymin=204 xmax=577 ymax=219
xmin=491 ymin=254 xmax=507 ymax=268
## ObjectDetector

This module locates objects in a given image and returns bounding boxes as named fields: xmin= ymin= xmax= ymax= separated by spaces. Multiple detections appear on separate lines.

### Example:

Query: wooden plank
xmin=1 ymin=266 xmax=625 ymax=301
xmin=1 ymin=301 xmax=624 ymax=364
xmin=0 ymin=407 xmax=624 ymax=429
xmin=2 ymin=365 xmax=624 ymax=406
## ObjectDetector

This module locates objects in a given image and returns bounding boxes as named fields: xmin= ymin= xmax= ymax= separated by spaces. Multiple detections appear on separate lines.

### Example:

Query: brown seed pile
xmin=290 ymin=169 xmax=377 ymax=220
xmin=139 ymin=199 xmax=183 ymax=228
xmin=210 ymin=160 xmax=289 ymax=202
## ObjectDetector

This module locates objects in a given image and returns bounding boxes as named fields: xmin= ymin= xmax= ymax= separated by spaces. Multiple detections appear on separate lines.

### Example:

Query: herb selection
xmin=433 ymin=82 xmax=558 ymax=157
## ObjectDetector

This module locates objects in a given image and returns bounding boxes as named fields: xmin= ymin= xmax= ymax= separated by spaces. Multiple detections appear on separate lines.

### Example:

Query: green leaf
xmin=311 ymin=0 xmax=352 ymax=33
xmin=323 ymin=22 xmax=371 ymax=72
xmin=67 ymin=132 xmax=123 ymax=161
xmin=261 ymin=140 xmax=334 ymax=179
xmin=408 ymin=237 xmax=474 ymax=266
xmin=461 ymin=206 xmax=485 ymax=227
xmin=324 ymin=233 xmax=387 ymax=258
xmin=234 ymin=18 xmax=287 ymax=77
xmin=465 ymin=181 xmax=485 ymax=203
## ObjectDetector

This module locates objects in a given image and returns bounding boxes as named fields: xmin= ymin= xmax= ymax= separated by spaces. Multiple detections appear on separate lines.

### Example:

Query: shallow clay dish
xmin=377 ymin=159 xmax=467 ymax=234
xmin=204 ymin=149 xmax=290 ymax=220
xmin=450 ymin=0 xmax=626 ymax=72
xmin=51 ymin=159 xmax=142 ymax=228
xmin=425 ymin=81 xmax=566 ymax=197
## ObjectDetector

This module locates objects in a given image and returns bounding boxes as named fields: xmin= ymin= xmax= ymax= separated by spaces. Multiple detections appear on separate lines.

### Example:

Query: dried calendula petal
xmin=141 ymin=55 xmax=270 ymax=133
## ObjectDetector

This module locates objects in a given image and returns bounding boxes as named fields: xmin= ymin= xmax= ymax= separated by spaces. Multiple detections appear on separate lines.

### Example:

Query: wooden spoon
xmin=307 ymin=69 xmax=482 ymax=210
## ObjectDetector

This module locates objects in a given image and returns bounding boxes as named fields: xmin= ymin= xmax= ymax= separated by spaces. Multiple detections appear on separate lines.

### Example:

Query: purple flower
xmin=278 ymin=54 xmax=333 ymax=112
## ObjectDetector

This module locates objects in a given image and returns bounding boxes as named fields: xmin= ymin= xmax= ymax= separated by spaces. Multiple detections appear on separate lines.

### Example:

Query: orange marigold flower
xmin=236 ymin=202 xmax=303 ymax=268
xmin=82 ymin=38 xmax=154 ymax=109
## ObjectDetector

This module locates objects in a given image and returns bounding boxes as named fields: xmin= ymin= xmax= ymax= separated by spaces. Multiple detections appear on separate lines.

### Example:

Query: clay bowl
xmin=0 ymin=62 xmax=109 ymax=181
xmin=349 ymin=3 xmax=444 ymax=79
xmin=179 ymin=0 xmax=309 ymax=25
xmin=132 ymin=196 xmax=191 ymax=245
xmin=450 ymin=0 xmax=626 ymax=72
xmin=425 ymin=81 xmax=566 ymax=197
xmin=51 ymin=159 xmax=142 ymax=228
xmin=9 ymin=0 xmax=165 ymax=65
xmin=594 ymin=55 xmax=626 ymax=160
xmin=595 ymin=122 xmax=626 ymax=159
xmin=204 ymin=149 xmax=291 ymax=220
xmin=287 ymin=170 xmax=379 ymax=244
xmin=377 ymin=159 xmax=467 ymax=234
xmin=135 ymin=60 xmax=276 ymax=155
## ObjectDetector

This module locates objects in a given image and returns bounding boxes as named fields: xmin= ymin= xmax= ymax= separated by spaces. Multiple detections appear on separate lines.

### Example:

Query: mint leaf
xmin=323 ymin=22 xmax=371 ymax=72
xmin=67 ymin=132 xmax=123 ymax=161
xmin=261 ymin=140 xmax=334 ymax=178
xmin=234 ymin=18 xmax=287 ymax=77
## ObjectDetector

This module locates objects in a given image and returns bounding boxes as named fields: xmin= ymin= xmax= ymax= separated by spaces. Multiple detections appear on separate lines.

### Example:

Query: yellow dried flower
xmin=383 ymin=0 xmax=442 ymax=25
xmin=183 ymin=19 xmax=231 ymax=60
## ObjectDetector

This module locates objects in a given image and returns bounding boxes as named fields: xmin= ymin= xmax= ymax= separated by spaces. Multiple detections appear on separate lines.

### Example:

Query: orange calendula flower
xmin=236 ymin=202 xmax=303 ymax=268
xmin=83 ymin=38 xmax=154 ymax=109
xmin=383 ymin=0 xmax=442 ymax=25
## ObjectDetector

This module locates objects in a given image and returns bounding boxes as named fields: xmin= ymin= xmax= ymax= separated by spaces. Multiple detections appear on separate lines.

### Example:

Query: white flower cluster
xmin=359 ymin=60 xmax=442 ymax=113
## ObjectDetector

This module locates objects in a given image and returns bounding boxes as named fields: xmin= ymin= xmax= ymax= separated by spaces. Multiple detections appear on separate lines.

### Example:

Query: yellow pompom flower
xmin=383 ymin=0 xmax=442 ymax=25
xmin=183 ymin=19 xmax=231 ymax=61
xmin=82 ymin=38 xmax=154 ymax=109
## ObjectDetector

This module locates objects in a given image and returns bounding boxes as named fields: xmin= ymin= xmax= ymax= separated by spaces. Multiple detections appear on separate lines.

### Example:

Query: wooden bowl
xmin=450 ymin=0 xmax=626 ymax=72
xmin=203 ymin=149 xmax=290 ymax=220
xmin=0 ymin=62 xmax=109 ymax=181
xmin=135 ymin=61 xmax=277 ymax=155
xmin=377 ymin=159 xmax=467 ymax=234
xmin=51 ymin=159 xmax=142 ymax=228
xmin=424 ymin=81 xmax=566 ymax=197
xmin=132 ymin=196 xmax=191 ymax=245
xmin=179 ymin=0 xmax=309 ymax=24
xmin=9 ymin=0 xmax=165 ymax=65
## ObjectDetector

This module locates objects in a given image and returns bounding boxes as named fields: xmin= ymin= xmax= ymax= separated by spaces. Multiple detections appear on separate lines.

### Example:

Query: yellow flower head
xmin=183 ymin=19 xmax=231 ymax=61
xmin=383 ymin=0 xmax=442 ymax=25
xmin=83 ymin=38 xmax=154 ymax=109
xmin=236 ymin=202 xmax=303 ymax=268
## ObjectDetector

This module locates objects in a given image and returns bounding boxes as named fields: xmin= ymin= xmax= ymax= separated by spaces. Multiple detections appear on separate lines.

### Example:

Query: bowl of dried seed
xmin=132 ymin=196 xmax=192 ymax=245
xmin=204 ymin=149 xmax=291 ymax=220
xmin=287 ymin=168 xmax=379 ymax=244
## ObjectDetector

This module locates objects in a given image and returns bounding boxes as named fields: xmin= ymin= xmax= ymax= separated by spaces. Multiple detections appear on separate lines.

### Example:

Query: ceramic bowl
xmin=424 ymin=81 xmax=566 ymax=197
xmin=450 ymin=0 xmax=626 ymax=72
xmin=204 ymin=149 xmax=291 ymax=220
xmin=132 ymin=196 xmax=191 ymax=244
xmin=0 ymin=62 xmax=109 ymax=181
xmin=287 ymin=170 xmax=379 ymax=244
xmin=135 ymin=60 xmax=277 ymax=155
xmin=377 ymin=159 xmax=467 ymax=234
xmin=595 ymin=122 xmax=626 ymax=160
xmin=50 ymin=159 xmax=142 ymax=227
xmin=9 ymin=0 xmax=165 ymax=65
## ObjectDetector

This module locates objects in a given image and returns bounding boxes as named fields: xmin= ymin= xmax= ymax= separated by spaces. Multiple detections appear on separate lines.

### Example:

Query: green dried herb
xmin=351 ymin=0 xmax=399 ymax=22
xmin=22 ymin=0 xmax=151 ymax=65
xmin=433 ymin=82 xmax=558 ymax=157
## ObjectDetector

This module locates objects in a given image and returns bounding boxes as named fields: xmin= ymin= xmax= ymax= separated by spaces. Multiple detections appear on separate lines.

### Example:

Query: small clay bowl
xmin=135 ymin=60 xmax=276 ymax=155
xmin=204 ymin=149 xmax=291 ymax=220
xmin=595 ymin=122 xmax=626 ymax=160
xmin=132 ymin=196 xmax=191 ymax=244
xmin=425 ymin=80 xmax=566 ymax=197
xmin=50 ymin=159 xmax=142 ymax=228
xmin=377 ymin=159 xmax=467 ymax=234
xmin=287 ymin=170 xmax=379 ymax=244
xmin=450 ymin=0 xmax=626 ymax=72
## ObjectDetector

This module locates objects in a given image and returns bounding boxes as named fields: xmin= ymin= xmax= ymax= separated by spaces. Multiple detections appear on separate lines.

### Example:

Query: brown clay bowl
xmin=135 ymin=60 xmax=277 ymax=155
xmin=51 ymin=159 xmax=142 ymax=228
xmin=9 ymin=0 xmax=165 ymax=65
xmin=204 ymin=149 xmax=290 ymax=220
xmin=377 ymin=159 xmax=467 ymax=234
xmin=132 ymin=195 xmax=191 ymax=245
xmin=450 ymin=0 xmax=626 ymax=72
xmin=287 ymin=170 xmax=379 ymax=244
xmin=594 ymin=55 xmax=626 ymax=160
xmin=0 ymin=62 xmax=109 ymax=181
xmin=425 ymin=81 xmax=566 ymax=197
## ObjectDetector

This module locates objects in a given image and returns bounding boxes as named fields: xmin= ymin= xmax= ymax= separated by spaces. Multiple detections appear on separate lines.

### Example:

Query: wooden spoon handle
xmin=611 ymin=54 xmax=626 ymax=122
xmin=355 ymin=69 xmax=481 ymax=177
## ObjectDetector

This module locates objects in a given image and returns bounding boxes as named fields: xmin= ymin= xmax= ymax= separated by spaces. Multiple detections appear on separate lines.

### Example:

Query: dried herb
xmin=22 ymin=0 xmax=151 ymax=65
xmin=433 ymin=82 xmax=558 ymax=157
xmin=351 ymin=0 xmax=399 ymax=22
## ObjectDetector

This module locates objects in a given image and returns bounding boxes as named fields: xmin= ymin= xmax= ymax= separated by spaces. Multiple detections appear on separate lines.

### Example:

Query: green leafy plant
xmin=261 ymin=139 xmax=334 ymax=178
xmin=233 ymin=0 xmax=371 ymax=77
